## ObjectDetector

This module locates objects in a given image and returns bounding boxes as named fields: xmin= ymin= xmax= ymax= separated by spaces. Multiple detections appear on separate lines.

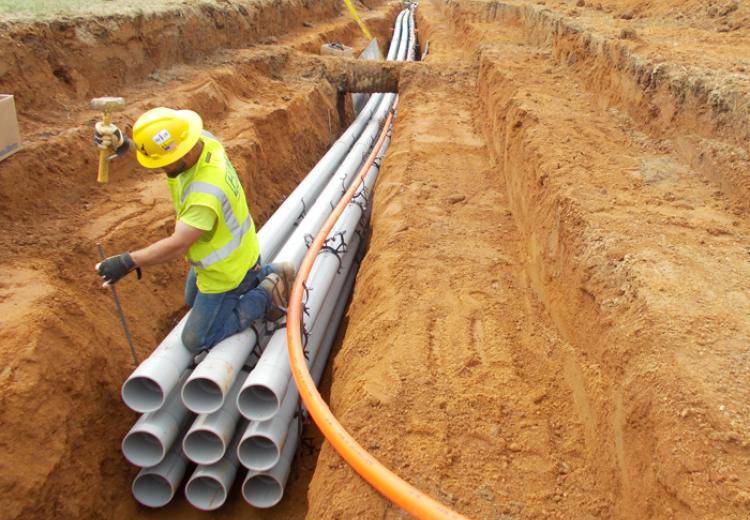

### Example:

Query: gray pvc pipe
xmin=407 ymin=8 xmax=417 ymax=61
xmin=131 ymin=444 xmax=189 ymax=508
xmin=234 ymin=26 xmax=405 ymax=423
xmin=236 ymin=244 xmax=359 ymax=469
xmin=351 ymin=38 xmax=381 ymax=115
xmin=240 ymin=12 xmax=412 ymax=506
xmin=256 ymin=91 xmax=384 ymax=261
xmin=268 ymin=8 xmax=408 ymax=270
xmin=270 ymin=90 xmax=396 ymax=270
xmin=255 ymin=10 xmax=407 ymax=261
xmin=181 ymin=328 xmax=256 ymax=414
xmin=396 ymin=9 xmax=410 ymax=61
xmin=184 ymin=420 xmax=246 ymax=511
xmin=237 ymin=94 xmax=396 ymax=420
xmin=237 ymin=232 xmax=361 ymax=422
xmin=241 ymin=418 xmax=299 ymax=508
xmin=387 ymin=10 xmax=407 ymax=61
xmin=302 ymin=135 xmax=391 ymax=335
xmin=121 ymin=314 xmax=193 ymax=413
xmin=240 ymin=258 xmax=358 ymax=507
xmin=182 ymin=369 xmax=247 ymax=465
xmin=235 ymin=131 xmax=390 ymax=425
xmin=122 ymin=372 xmax=193 ymax=467
xmin=235 ymin=25 xmax=405 ymax=423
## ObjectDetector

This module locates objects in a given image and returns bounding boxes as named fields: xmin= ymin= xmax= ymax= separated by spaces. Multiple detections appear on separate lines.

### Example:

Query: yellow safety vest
xmin=167 ymin=134 xmax=259 ymax=293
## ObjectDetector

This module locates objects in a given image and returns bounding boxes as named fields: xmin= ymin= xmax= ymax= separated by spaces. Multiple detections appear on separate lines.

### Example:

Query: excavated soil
xmin=0 ymin=1 xmax=396 ymax=518
xmin=2 ymin=0 xmax=750 ymax=519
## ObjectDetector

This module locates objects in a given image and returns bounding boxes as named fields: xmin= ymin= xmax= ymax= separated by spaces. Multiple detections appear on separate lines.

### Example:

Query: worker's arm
xmin=130 ymin=221 xmax=204 ymax=267
xmin=95 ymin=222 xmax=204 ymax=286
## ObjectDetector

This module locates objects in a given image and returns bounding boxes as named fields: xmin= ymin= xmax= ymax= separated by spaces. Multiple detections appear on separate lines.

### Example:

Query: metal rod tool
xmin=97 ymin=242 xmax=139 ymax=365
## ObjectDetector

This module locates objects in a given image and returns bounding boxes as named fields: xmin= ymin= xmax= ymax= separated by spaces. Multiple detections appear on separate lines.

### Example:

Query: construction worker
xmin=93 ymin=107 xmax=295 ymax=353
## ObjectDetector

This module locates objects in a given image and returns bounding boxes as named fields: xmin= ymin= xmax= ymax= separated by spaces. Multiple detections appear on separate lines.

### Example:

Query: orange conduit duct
xmin=286 ymin=99 xmax=469 ymax=520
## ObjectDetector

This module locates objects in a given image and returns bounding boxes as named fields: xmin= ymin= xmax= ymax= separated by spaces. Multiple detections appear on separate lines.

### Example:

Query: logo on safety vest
xmin=225 ymin=161 xmax=240 ymax=197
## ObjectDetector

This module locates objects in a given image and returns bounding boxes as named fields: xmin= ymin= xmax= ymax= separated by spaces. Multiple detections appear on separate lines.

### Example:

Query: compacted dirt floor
xmin=2 ymin=0 xmax=750 ymax=519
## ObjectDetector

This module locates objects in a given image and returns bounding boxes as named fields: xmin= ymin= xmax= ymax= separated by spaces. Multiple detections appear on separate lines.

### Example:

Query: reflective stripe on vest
xmin=181 ymin=181 xmax=252 ymax=269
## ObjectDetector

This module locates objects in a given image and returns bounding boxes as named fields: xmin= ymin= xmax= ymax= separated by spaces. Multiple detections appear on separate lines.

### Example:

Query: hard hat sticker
xmin=153 ymin=129 xmax=176 ymax=152
xmin=153 ymin=129 xmax=172 ymax=145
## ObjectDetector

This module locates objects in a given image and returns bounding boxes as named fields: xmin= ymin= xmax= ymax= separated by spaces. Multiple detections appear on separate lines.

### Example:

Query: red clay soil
xmin=2 ymin=0 xmax=750 ymax=519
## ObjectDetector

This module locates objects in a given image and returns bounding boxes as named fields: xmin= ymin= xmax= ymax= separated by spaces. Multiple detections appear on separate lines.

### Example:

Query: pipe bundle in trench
xmin=121 ymin=7 xmax=417 ymax=510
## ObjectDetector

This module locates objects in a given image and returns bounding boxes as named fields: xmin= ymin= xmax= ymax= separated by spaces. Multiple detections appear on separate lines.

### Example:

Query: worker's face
xmin=161 ymin=141 xmax=202 ymax=177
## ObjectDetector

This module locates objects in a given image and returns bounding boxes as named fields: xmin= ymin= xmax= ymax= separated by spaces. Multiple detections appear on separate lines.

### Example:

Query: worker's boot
xmin=268 ymin=262 xmax=295 ymax=298
xmin=259 ymin=273 xmax=289 ymax=322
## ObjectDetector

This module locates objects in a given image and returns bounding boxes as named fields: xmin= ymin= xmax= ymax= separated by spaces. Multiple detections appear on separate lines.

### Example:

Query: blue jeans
xmin=181 ymin=262 xmax=274 ymax=353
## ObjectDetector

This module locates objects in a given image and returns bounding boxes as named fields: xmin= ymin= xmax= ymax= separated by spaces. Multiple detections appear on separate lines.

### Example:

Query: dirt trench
xmin=0 ymin=1 xmax=396 ymax=519
xmin=309 ymin=1 xmax=750 ymax=519
xmin=2 ymin=0 xmax=750 ymax=519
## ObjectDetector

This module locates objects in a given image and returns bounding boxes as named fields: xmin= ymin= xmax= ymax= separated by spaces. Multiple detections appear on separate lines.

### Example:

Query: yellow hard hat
xmin=132 ymin=107 xmax=203 ymax=168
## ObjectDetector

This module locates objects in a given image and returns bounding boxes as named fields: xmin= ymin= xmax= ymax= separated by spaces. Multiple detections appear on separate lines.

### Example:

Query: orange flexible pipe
xmin=286 ymin=99 xmax=468 ymax=520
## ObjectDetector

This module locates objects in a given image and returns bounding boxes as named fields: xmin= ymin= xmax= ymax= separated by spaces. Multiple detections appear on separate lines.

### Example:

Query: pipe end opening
xmin=132 ymin=473 xmax=174 ymax=508
xmin=182 ymin=378 xmax=223 ymax=414
xmin=238 ymin=435 xmax=280 ymax=471
xmin=185 ymin=476 xmax=227 ymax=511
xmin=237 ymin=385 xmax=279 ymax=421
xmin=183 ymin=430 xmax=224 ymax=465
xmin=242 ymin=474 xmax=283 ymax=508
xmin=122 ymin=432 xmax=165 ymax=467
xmin=122 ymin=377 xmax=164 ymax=413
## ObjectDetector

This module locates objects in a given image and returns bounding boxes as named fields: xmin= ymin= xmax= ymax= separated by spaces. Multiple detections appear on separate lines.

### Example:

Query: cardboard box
xmin=0 ymin=94 xmax=21 ymax=162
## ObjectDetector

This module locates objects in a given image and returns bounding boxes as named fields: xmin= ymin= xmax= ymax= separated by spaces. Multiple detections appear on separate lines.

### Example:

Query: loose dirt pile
xmin=1 ymin=0 xmax=750 ymax=519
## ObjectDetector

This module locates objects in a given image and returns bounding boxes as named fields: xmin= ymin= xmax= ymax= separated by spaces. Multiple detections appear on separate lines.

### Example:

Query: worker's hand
xmin=94 ymin=122 xmax=129 ymax=160
xmin=95 ymin=252 xmax=141 ymax=287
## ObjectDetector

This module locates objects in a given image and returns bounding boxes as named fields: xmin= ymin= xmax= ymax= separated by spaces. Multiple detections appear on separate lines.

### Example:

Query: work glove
xmin=95 ymin=252 xmax=142 ymax=287
xmin=94 ymin=122 xmax=129 ymax=160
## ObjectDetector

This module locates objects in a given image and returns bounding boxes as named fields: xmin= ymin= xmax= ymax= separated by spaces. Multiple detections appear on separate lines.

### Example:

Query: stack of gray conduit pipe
xmin=122 ymin=6 xmax=417 ymax=510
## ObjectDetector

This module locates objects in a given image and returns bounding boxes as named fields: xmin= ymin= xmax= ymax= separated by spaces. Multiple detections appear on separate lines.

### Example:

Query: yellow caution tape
xmin=343 ymin=0 xmax=383 ymax=59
